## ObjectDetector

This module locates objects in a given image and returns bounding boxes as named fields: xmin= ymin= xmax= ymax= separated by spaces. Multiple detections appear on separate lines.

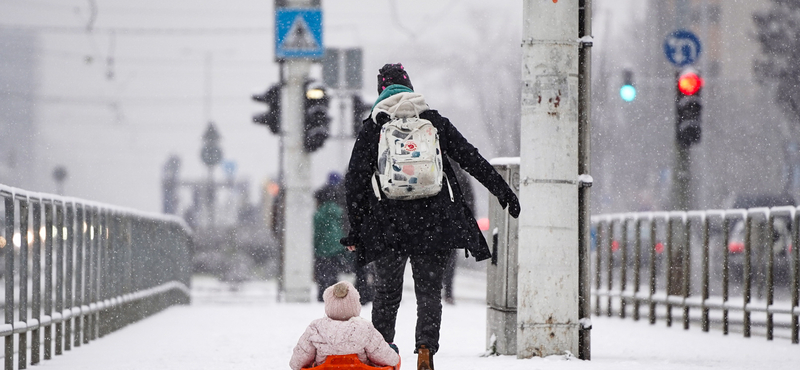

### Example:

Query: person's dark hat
xmin=377 ymin=63 xmax=413 ymax=94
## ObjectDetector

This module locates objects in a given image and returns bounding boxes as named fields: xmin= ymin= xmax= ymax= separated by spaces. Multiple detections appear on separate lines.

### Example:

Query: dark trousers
xmin=355 ymin=261 xmax=375 ymax=305
xmin=371 ymin=249 xmax=450 ymax=354
xmin=442 ymin=250 xmax=458 ymax=301
xmin=315 ymin=255 xmax=344 ymax=302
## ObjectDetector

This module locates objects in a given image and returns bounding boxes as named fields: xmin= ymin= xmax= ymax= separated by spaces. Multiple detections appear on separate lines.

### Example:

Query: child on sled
xmin=290 ymin=281 xmax=401 ymax=370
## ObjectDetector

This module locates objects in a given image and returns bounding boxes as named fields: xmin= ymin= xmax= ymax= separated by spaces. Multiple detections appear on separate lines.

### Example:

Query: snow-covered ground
xmin=37 ymin=269 xmax=800 ymax=370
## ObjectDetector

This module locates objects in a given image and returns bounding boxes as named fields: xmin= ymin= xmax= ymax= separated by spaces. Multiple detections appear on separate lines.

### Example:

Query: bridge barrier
xmin=0 ymin=184 xmax=192 ymax=370
xmin=592 ymin=207 xmax=799 ymax=344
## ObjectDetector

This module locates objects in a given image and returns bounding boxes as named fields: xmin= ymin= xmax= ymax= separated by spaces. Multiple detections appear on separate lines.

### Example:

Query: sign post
xmin=664 ymin=29 xmax=702 ymax=212
xmin=275 ymin=1 xmax=323 ymax=303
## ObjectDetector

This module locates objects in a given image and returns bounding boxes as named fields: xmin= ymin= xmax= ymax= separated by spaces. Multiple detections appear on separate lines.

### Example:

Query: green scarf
xmin=372 ymin=84 xmax=414 ymax=110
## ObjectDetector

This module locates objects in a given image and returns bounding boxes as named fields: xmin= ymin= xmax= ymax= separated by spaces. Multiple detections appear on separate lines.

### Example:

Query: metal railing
xmin=0 ymin=184 xmax=192 ymax=369
xmin=591 ymin=207 xmax=800 ymax=344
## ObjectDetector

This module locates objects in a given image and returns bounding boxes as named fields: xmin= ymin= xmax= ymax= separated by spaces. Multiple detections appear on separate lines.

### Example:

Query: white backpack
xmin=372 ymin=102 xmax=450 ymax=201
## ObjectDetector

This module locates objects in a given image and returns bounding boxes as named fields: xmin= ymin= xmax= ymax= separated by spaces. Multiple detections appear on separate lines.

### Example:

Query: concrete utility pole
xmin=280 ymin=0 xmax=316 ymax=302
xmin=518 ymin=0 xmax=580 ymax=358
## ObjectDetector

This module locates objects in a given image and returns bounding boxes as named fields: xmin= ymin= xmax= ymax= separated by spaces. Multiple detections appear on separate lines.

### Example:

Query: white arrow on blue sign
xmin=275 ymin=8 xmax=323 ymax=60
xmin=663 ymin=30 xmax=701 ymax=67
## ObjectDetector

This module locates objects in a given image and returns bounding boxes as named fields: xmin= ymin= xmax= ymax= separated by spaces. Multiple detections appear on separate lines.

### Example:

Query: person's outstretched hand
xmin=498 ymin=191 xmax=521 ymax=218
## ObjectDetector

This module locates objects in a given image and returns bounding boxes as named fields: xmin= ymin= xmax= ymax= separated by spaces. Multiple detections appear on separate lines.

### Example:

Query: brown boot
xmin=417 ymin=345 xmax=434 ymax=370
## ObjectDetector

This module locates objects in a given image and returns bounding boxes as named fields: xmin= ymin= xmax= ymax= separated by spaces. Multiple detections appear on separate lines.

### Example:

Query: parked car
xmin=726 ymin=193 xmax=795 ymax=286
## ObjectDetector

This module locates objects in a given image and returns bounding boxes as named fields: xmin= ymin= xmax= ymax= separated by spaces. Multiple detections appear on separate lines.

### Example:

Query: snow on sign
xmin=663 ymin=29 xmax=701 ymax=67
xmin=275 ymin=8 xmax=323 ymax=60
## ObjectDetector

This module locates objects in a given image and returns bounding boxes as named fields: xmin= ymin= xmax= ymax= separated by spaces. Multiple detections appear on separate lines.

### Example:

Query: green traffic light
xmin=620 ymin=84 xmax=636 ymax=102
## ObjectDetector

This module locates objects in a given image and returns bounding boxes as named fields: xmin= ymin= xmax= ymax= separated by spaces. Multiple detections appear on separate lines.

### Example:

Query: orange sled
xmin=304 ymin=354 xmax=399 ymax=370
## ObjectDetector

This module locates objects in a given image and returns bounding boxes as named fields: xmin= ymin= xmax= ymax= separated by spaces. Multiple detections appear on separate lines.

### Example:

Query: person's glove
xmin=498 ymin=190 xmax=521 ymax=218
xmin=388 ymin=343 xmax=399 ymax=354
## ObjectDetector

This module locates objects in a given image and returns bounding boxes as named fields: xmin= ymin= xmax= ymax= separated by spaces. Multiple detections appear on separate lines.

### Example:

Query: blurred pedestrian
xmin=340 ymin=63 xmax=520 ymax=369
xmin=313 ymin=181 xmax=347 ymax=302
xmin=318 ymin=172 xmax=376 ymax=304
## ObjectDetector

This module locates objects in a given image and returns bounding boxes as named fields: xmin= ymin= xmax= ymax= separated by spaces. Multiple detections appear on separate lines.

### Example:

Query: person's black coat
xmin=342 ymin=109 xmax=515 ymax=266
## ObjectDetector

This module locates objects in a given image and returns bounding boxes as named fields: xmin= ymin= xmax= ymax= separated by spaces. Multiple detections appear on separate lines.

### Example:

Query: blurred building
xmin=0 ymin=29 xmax=40 ymax=189
xmin=592 ymin=0 xmax=796 ymax=213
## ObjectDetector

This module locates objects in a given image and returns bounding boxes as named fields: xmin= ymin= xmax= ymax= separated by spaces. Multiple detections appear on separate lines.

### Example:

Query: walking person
xmin=340 ymin=63 xmax=520 ymax=370
xmin=313 ymin=182 xmax=348 ymax=302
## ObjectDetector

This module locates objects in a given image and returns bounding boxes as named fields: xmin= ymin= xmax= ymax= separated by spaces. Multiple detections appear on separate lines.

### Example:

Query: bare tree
xmin=753 ymin=0 xmax=800 ymax=193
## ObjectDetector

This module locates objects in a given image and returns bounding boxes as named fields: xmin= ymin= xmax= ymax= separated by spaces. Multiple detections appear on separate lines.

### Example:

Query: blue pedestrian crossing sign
xmin=275 ymin=8 xmax=323 ymax=60
xmin=664 ymin=30 xmax=701 ymax=67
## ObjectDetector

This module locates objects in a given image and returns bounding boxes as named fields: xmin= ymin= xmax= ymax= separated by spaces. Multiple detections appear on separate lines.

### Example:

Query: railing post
xmin=682 ymin=216 xmax=691 ymax=330
xmin=648 ymin=218 xmax=658 ymax=325
xmin=83 ymin=207 xmax=93 ymax=345
xmin=792 ymin=210 xmax=799 ymax=344
xmin=4 ymin=191 xmax=15 ymax=370
xmin=594 ymin=220 xmax=603 ymax=316
xmin=19 ymin=195 xmax=29 ymax=370
xmin=620 ymin=218 xmax=628 ymax=318
xmin=743 ymin=215 xmax=752 ymax=338
xmin=32 ymin=199 xmax=42 ymax=365
xmin=96 ymin=209 xmax=106 ymax=339
xmin=722 ymin=216 xmax=731 ymax=335
xmin=75 ymin=205 xmax=85 ymax=347
xmin=55 ymin=201 xmax=65 ymax=355
xmin=606 ymin=220 xmax=613 ymax=317
xmin=701 ymin=214 xmax=710 ymax=332
xmin=44 ymin=200 xmax=54 ymax=359
xmin=93 ymin=207 xmax=102 ymax=340
xmin=766 ymin=212 xmax=775 ymax=341
xmin=665 ymin=216 xmax=674 ymax=327
xmin=65 ymin=203 xmax=74 ymax=351
xmin=633 ymin=218 xmax=643 ymax=321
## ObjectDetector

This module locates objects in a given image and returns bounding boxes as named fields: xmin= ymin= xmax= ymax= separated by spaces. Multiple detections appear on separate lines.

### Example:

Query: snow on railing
xmin=591 ymin=207 xmax=799 ymax=345
xmin=0 ymin=183 xmax=192 ymax=369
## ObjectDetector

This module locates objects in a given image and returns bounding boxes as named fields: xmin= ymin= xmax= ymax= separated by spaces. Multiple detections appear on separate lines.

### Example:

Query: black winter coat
xmin=342 ymin=109 xmax=515 ymax=266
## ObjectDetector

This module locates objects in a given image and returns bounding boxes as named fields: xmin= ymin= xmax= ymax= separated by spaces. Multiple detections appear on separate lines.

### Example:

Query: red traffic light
xmin=678 ymin=72 xmax=703 ymax=96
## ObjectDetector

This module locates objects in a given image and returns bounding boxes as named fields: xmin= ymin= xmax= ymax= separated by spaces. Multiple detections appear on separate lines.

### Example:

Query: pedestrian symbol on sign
xmin=282 ymin=15 xmax=319 ymax=51
xmin=275 ymin=8 xmax=324 ymax=60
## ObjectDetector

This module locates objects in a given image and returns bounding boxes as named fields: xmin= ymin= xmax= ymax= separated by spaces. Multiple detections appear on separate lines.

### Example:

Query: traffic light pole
xmin=672 ymin=144 xmax=691 ymax=211
xmin=281 ymin=59 xmax=314 ymax=302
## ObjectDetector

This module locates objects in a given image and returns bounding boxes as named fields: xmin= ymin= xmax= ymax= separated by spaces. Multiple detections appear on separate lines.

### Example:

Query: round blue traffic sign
xmin=664 ymin=30 xmax=701 ymax=67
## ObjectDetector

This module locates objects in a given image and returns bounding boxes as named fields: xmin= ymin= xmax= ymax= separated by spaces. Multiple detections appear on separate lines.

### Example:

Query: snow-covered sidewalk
xmin=37 ymin=270 xmax=800 ymax=370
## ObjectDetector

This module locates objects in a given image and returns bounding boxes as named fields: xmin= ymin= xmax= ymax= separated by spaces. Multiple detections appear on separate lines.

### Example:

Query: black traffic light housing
xmin=303 ymin=81 xmax=330 ymax=152
xmin=352 ymin=94 xmax=371 ymax=137
xmin=675 ymin=68 xmax=703 ymax=147
xmin=253 ymin=83 xmax=282 ymax=134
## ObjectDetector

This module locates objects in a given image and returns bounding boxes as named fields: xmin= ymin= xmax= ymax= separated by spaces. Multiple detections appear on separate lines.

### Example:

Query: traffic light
xmin=620 ymin=69 xmax=636 ymax=102
xmin=675 ymin=68 xmax=703 ymax=147
xmin=252 ymin=83 xmax=281 ymax=134
xmin=352 ymin=94 xmax=372 ymax=137
xmin=303 ymin=81 xmax=330 ymax=152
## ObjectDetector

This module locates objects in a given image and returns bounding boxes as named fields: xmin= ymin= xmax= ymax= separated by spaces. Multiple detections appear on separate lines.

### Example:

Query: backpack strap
xmin=371 ymin=172 xmax=382 ymax=200
xmin=444 ymin=173 xmax=454 ymax=202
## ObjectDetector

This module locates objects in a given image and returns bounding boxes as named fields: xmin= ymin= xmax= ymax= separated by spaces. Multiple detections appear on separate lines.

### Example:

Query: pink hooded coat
xmin=289 ymin=281 xmax=399 ymax=370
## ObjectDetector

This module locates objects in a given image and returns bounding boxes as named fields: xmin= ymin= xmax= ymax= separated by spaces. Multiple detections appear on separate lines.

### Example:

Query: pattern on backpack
xmin=375 ymin=113 xmax=443 ymax=200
